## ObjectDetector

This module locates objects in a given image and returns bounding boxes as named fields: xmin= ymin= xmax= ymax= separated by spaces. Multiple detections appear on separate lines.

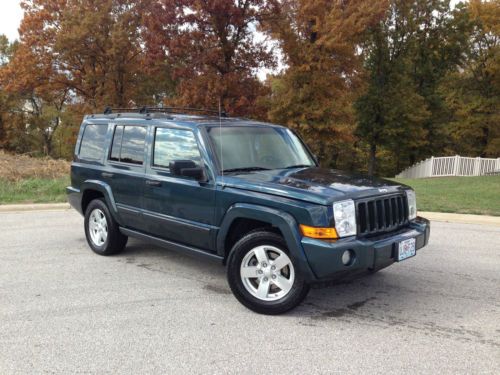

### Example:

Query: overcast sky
xmin=1 ymin=1 xmax=23 ymax=42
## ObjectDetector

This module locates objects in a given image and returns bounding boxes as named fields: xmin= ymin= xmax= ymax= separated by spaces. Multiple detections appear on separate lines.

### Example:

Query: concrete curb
xmin=0 ymin=204 xmax=498 ymax=226
xmin=0 ymin=203 xmax=71 ymax=212
xmin=420 ymin=211 xmax=500 ymax=227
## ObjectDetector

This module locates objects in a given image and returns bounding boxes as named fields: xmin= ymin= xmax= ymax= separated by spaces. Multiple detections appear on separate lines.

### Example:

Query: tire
xmin=84 ymin=198 xmax=128 ymax=256
xmin=227 ymin=230 xmax=310 ymax=315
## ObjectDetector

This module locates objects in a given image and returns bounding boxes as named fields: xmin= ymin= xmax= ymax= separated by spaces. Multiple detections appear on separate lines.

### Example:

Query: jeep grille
xmin=356 ymin=194 xmax=408 ymax=236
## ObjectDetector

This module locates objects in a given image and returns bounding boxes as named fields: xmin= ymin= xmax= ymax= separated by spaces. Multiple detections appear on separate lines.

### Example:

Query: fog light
xmin=342 ymin=250 xmax=355 ymax=266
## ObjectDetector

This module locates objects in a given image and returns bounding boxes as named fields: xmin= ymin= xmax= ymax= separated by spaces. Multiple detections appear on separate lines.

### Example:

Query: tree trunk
xmin=0 ymin=117 xmax=4 ymax=144
xmin=42 ymin=132 xmax=52 ymax=156
xmin=368 ymin=143 xmax=376 ymax=176
xmin=330 ymin=151 xmax=338 ymax=169
xmin=395 ymin=152 xmax=401 ymax=176
xmin=409 ymin=153 xmax=416 ymax=165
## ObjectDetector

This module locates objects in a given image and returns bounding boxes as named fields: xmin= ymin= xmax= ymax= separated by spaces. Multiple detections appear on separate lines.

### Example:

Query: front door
xmin=142 ymin=126 xmax=217 ymax=251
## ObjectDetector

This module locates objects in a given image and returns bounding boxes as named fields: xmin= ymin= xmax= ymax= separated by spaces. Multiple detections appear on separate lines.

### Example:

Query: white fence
xmin=396 ymin=155 xmax=500 ymax=179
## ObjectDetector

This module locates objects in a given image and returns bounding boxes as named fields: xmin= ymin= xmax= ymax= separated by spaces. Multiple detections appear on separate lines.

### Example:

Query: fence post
xmin=428 ymin=157 xmax=434 ymax=177
xmin=497 ymin=158 xmax=500 ymax=172
xmin=453 ymin=155 xmax=460 ymax=176
xmin=473 ymin=157 xmax=481 ymax=176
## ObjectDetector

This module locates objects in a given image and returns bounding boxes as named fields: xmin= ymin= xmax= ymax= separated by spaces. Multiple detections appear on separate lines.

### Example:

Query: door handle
xmin=145 ymin=179 xmax=162 ymax=187
xmin=102 ymin=172 xmax=114 ymax=178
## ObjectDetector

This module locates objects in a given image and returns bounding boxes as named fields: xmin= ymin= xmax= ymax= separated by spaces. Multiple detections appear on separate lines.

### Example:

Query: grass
xmin=0 ymin=177 xmax=70 ymax=204
xmin=394 ymin=176 xmax=500 ymax=216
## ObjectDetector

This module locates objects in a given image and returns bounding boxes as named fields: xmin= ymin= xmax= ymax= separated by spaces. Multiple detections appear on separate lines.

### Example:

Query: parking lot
xmin=1 ymin=210 xmax=499 ymax=374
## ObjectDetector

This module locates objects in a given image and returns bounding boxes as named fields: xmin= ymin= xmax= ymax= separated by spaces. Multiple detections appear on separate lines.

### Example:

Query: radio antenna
xmin=219 ymin=97 xmax=224 ymax=184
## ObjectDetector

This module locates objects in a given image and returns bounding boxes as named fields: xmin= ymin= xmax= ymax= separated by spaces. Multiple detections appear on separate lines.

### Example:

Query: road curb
xmin=420 ymin=211 xmax=500 ymax=227
xmin=0 ymin=203 xmax=70 ymax=212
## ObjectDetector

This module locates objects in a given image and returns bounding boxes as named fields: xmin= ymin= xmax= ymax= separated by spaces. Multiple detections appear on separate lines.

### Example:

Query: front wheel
xmin=227 ymin=230 xmax=310 ymax=315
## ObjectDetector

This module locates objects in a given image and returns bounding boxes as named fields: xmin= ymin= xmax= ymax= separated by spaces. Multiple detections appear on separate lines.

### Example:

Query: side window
xmin=79 ymin=124 xmax=108 ymax=160
xmin=153 ymin=128 xmax=201 ymax=169
xmin=109 ymin=125 xmax=146 ymax=165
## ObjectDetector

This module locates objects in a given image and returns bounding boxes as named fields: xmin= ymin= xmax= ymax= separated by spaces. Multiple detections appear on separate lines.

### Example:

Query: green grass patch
xmin=0 ymin=177 xmax=70 ymax=204
xmin=393 ymin=175 xmax=500 ymax=216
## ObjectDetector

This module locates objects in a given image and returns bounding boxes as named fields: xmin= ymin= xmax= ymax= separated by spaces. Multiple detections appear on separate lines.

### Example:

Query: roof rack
xmin=103 ymin=106 xmax=227 ymax=117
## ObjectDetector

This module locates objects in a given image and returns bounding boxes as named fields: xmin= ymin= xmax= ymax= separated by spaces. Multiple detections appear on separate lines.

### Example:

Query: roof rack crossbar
xmin=102 ymin=106 xmax=227 ymax=117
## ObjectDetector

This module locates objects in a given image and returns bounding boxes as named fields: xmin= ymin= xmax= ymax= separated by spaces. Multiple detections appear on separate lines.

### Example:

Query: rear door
xmin=103 ymin=124 xmax=147 ymax=230
xmin=142 ymin=126 xmax=217 ymax=251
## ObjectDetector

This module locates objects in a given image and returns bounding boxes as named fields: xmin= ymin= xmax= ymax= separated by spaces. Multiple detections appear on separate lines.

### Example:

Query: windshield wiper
xmin=222 ymin=167 xmax=271 ymax=173
xmin=283 ymin=164 xmax=313 ymax=169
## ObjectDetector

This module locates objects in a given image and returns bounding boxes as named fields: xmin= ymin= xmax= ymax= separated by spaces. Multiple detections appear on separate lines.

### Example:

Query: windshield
xmin=207 ymin=126 xmax=315 ymax=172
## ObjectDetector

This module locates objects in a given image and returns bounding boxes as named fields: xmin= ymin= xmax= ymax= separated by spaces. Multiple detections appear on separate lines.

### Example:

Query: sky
xmin=0 ymin=1 xmax=23 ymax=42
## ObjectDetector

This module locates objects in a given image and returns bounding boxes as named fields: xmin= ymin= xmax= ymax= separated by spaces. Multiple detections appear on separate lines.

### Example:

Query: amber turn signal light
xmin=299 ymin=225 xmax=338 ymax=239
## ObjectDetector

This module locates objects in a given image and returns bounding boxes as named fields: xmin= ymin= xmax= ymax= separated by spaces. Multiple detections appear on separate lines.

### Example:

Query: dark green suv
xmin=67 ymin=108 xmax=430 ymax=314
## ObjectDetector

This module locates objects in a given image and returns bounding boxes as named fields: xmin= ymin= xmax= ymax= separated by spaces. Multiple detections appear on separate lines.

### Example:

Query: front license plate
xmin=397 ymin=238 xmax=416 ymax=261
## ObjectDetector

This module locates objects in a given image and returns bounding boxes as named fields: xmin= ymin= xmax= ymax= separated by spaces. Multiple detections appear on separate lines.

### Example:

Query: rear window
xmin=109 ymin=125 xmax=146 ymax=165
xmin=79 ymin=124 xmax=108 ymax=160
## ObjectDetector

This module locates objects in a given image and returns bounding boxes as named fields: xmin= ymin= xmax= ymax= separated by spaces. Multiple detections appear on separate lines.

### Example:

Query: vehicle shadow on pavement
xmin=119 ymin=239 xmax=227 ymax=279
xmin=119 ymin=239 xmax=414 ymax=316
xmin=109 ymin=239 xmax=499 ymax=348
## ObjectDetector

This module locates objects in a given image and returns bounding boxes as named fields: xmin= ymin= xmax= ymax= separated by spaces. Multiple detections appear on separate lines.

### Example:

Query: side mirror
xmin=169 ymin=160 xmax=207 ymax=182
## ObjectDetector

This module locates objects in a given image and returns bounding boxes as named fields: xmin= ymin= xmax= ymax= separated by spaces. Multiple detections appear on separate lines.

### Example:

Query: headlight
xmin=406 ymin=190 xmax=417 ymax=220
xmin=333 ymin=199 xmax=357 ymax=237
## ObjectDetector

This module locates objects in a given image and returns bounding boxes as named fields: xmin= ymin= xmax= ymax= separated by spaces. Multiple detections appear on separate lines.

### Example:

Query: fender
xmin=80 ymin=180 xmax=122 ymax=224
xmin=216 ymin=203 xmax=317 ymax=282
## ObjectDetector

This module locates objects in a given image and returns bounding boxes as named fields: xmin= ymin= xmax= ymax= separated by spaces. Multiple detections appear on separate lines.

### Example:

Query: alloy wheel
xmin=240 ymin=245 xmax=295 ymax=301
xmin=88 ymin=208 xmax=108 ymax=247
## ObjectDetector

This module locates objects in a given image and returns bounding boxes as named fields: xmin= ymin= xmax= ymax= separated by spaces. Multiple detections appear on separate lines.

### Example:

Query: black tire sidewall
xmin=227 ymin=230 xmax=309 ymax=315
xmin=84 ymin=198 xmax=125 ymax=255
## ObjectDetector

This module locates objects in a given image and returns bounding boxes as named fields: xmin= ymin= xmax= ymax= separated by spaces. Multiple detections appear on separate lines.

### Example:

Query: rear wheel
xmin=84 ymin=199 xmax=127 ymax=255
xmin=227 ymin=230 xmax=310 ymax=314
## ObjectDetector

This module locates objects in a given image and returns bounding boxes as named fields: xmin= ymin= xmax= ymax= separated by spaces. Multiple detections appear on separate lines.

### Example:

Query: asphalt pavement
xmin=0 ymin=210 xmax=499 ymax=374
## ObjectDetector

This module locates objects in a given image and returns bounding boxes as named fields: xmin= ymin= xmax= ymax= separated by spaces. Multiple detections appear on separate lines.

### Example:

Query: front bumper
xmin=301 ymin=217 xmax=430 ymax=281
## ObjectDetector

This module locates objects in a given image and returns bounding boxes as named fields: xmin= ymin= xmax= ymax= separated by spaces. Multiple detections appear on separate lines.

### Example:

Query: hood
xmin=221 ymin=167 xmax=408 ymax=205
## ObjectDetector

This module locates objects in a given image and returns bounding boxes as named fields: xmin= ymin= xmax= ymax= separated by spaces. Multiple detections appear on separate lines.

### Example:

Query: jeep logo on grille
xmin=378 ymin=188 xmax=388 ymax=193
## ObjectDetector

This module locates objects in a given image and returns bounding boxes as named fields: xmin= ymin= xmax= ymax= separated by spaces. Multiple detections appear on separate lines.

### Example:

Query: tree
xmin=261 ymin=0 xmax=388 ymax=168
xmin=0 ymin=0 xmax=168 ymax=157
xmin=1 ymin=11 xmax=70 ymax=156
xmin=441 ymin=0 xmax=500 ymax=157
xmin=0 ymin=35 xmax=45 ymax=155
xmin=13 ymin=0 xmax=150 ymax=110
xmin=355 ymin=52 xmax=430 ymax=175
xmin=142 ymin=0 xmax=274 ymax=116
xmin=0 ymin=35 xmax=18 ymax=149
xmin=355 ymin=0 xmax=467 ymax=175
